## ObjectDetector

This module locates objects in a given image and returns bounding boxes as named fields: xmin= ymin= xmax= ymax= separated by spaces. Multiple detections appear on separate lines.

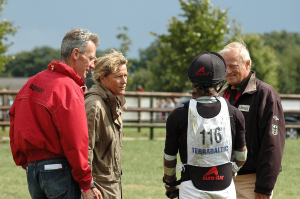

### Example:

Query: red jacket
xmin=9 ymin=60 xmax=92 ymax=190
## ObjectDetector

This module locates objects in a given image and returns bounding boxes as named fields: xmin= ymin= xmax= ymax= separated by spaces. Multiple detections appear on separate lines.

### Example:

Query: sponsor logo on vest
xmin=192 ymin=146 xmax=228 ymax=155
xmin=203 ymin=166 xmax=224 ymax=181
xmin=238 ymin=105 xmax=250 ymax=112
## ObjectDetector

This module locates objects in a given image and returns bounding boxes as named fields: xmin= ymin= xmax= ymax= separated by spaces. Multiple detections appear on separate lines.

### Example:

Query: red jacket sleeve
xmin=9 ymin=103 xmax=28 ymax=170
xmin=53 ymin=96 xmax=92 ymax=190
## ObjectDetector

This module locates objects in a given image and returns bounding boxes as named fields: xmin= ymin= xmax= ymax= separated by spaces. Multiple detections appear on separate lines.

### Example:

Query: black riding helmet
xmin=188 ymin=52 xmax=226 ymax=87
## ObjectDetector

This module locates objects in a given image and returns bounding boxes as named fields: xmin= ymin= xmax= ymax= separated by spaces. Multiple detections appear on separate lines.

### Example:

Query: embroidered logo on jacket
xmin=272 ymin=124 xmax=278 ymax=135
xmin=203 ymin=166 xmax=224 ymax=181
xmin=29 ymin=84 xmax=44 ymax=93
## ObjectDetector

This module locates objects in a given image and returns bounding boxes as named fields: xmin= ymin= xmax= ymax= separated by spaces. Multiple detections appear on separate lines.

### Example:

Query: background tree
xmin=2 ymin=46 xmax=60 ymax=77
xmin=242 ymin=33 xmax=279 ymax=90
xmin=142 ymin=0 xmax=281 ymax=92
xmin=126 ymin=41 xmax=158 ymax=91
xmin=278 ymin=45 xmax=300 ymax=94
xmin=262 ymin=31 xmax=300 ymax=94
xmin=0 ymin=0 xmax=18 ymax=72
xmin=146 ymin=0 xmax=234 ymax=92
xmin=116 ymin=26 xmax=132 ymax=58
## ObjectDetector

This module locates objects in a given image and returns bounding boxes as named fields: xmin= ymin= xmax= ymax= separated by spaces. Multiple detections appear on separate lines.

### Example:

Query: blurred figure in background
xmin=138 ymin=85 xmax=144 ymax=92
xmin=166 ymin=98 xmax=175 ymax=108
xmin=165 ymin=98 xmax=175 ymax=118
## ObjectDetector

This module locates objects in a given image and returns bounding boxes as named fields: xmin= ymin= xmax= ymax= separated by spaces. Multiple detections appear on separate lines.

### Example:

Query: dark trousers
xmin=26 ymin=157 xmax=81 ymax=199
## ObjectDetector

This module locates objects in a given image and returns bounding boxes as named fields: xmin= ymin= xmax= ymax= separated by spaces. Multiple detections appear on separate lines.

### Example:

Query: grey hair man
xmin=218 ymin=41 xmax=285 ymax=199
xmin=9 ymin=28 xmax=101 ymax=199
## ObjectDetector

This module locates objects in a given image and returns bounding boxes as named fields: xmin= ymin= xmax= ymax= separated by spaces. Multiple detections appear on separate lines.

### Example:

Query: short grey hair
xmin=60 ymin=28 xmax=99 ymax=62
xmin=219 ymin=41 xmax=252 ymax=66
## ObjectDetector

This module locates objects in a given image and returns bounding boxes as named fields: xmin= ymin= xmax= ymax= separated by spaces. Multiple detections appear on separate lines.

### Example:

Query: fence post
xmin=138 ymin=95 xmax=141 ymax=133
xmin=150 ymin=95 xmax=154 ymax=140
xmin=1 ymin=93 xmax=6 ymax=131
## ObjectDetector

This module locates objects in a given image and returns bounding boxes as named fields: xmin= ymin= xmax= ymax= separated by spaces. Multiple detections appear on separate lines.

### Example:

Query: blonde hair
xmin=92 ymin=49 xmax=128 ymax=83
xmin=219 ymin=41 xmax=252 ymax=66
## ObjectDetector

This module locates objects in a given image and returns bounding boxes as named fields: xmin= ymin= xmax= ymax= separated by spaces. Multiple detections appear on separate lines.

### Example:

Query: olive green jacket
xmin=85 ymin=83 xmax=126 ymax=197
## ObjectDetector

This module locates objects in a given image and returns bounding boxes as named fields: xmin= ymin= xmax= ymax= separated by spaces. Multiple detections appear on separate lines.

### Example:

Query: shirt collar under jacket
xmin=230 ymin=71 xmax=253 ymax=94
xmin=218 ymin=70 xmax=257 ymax=97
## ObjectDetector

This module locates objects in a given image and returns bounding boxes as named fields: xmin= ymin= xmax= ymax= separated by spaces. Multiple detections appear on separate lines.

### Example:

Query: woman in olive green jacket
xmin=85 ymin=50 xmax=128 ymax=199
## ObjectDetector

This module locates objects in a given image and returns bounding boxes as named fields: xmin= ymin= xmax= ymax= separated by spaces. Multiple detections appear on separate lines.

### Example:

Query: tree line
xmin=1 ymin=0 xmax=300 ymax=94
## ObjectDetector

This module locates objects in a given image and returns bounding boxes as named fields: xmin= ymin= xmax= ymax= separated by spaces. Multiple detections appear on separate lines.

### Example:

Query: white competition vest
xmin=187 ymin=97 xmax=232 ymax=167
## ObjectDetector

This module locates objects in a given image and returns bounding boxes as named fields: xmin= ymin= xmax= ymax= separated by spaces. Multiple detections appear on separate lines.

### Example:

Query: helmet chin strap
xmin=216 ymin=81 xmax=225 ymax=93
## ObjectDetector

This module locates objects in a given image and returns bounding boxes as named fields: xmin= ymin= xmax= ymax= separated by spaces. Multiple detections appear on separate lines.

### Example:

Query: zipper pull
xmin=51 ymin=63 xmax=55 ymax=71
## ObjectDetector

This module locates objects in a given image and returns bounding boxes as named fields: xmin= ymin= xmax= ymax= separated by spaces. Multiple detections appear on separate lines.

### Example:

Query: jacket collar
xmin=47 ymin=60 xmax=87 ymax=92
xmin=219 ymin=70 xmax=257 ymax=96
xmin=243 ymin=71 xmax=257 ymax=94
xmin=86 ymin=83 xmax=127 ymax=121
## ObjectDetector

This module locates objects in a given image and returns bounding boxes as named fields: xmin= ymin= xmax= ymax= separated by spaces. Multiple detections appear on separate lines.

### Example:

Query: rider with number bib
xmin=163 ymin=52 xmax=247 ymax=199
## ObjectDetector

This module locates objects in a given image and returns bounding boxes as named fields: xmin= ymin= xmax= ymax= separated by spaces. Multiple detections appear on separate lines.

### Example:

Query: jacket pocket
xmin=92 ymin=165 xmax=114 ymax=182
xmin=101 ymin=140 xmax=113 ymax=160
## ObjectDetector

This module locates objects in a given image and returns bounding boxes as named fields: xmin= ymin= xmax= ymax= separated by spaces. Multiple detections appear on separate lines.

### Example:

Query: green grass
xmin=123 ymin=127 xmax=166 ymax=139
xmin=0 ymin=126 xmax=10 ymax=137
xmin=0 ymin=141 xmax=29 ymax=199
xmin=1 ymin=127 xmax=300 ymax=198
xmin=273 ymin=139 xmax=300 ymax=198
xmin=122 ymin=139 xmax=166 ymax=199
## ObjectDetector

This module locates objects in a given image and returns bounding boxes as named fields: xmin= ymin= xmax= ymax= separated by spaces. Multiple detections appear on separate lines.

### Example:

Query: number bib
xmin=187 ymin=97 xmax=232 ymax=167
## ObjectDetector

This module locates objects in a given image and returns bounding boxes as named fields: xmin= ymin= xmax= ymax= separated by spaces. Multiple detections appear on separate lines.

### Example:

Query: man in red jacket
xmin=9 ymin=29 xmax=101 ymax=199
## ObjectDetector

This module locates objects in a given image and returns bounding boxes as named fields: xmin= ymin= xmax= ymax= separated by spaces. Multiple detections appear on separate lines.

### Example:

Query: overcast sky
xmin=2 ymin=0 xmax=299 ymax=58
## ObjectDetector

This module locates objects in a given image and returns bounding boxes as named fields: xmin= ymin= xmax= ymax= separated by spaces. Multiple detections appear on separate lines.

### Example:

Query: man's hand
xmin=81 ymin=189 xmax=94 ymax=199
xmin=92 ymin=188 xmax=102 ymax=199
xmin=255 ymin=192 xmax=271 ymax=199
xmin=81 ymin=188 xmax=102 ymax=199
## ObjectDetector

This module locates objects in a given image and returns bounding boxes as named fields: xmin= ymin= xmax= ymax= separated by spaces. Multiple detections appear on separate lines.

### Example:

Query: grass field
xmin=0 ymin=127 xmax=299 ymax=199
